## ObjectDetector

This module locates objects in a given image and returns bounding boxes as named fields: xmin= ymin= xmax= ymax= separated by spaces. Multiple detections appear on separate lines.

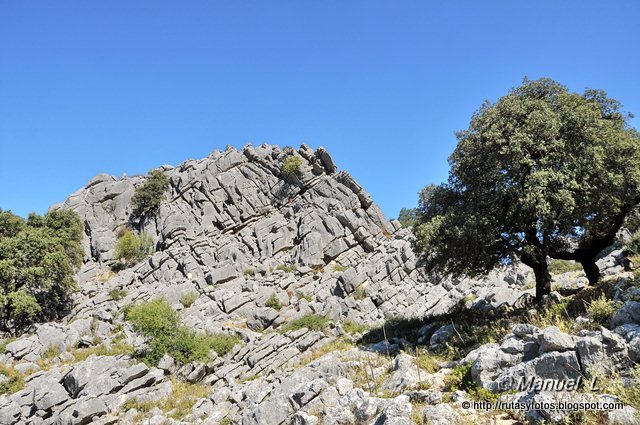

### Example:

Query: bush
xmin=109 ymin=288 xmax=127 ymax=301
xmin=0 ymin=365 xmax=24 ymax=395
xmin=586 ymin=295 xmax=618 ymax=327
xmin=548 ymin=259 xmax=583 ymax=275
xmin=629 ymin=229 xmax=640 ymax=256
xmin=0 ymin=209 xmax=83 ymax=334
xmin=180 ymin=291 xmax=199 ymax=308
xmin=281 ymin=155 xmax=302 ymax=177
xmin=114 ymin=230 xmax=154 ymax=264
xmin=275 ymin=264 xmax=297 ymax=273
xmin=280 ymin=314 xmax=329 ymax=333
xmin=131 ymin=170 xmax=170 ymax=220
xmin=333 ymin=263 xmax=349 ymax=272
xmin=265 ymin=294 xmax=282 ymax=311
xmin=125 ymin=299 xmax=240 ymax=365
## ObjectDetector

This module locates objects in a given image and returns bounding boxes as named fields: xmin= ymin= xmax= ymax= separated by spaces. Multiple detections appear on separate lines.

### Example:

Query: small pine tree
xmin=131 ymin=170 xmax=169 ymax=220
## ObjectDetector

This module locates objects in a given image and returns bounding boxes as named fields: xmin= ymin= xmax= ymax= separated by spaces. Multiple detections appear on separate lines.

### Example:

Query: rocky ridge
xmin=0 ymin=144 xmax=637 ymax=424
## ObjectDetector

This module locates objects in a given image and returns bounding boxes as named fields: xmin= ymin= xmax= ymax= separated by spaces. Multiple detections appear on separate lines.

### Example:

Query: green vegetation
xmin=342 ymin=320 xmax=369 ymax=335
xmin=109 ymin=288 xmax=127 ymax=301
xmin=0 ymin=365 xmax=25 ymax=395
xmin=353 ymin=285 xmax=366 ymax=300
xmin=280 ymin=314 xmax=329 ymax=333
xmin=585 ymin=294 xmax=618 ymax=327
xmin=332 ymin=263 xmax=349 ymax=272
xmin=123 ymin=378 xmax=211 ymax=421
xmin=131 ymin=170 xmax=170 ymax=220
xmin=114 ymin=230 xmax=154 ymax=264
xmin=125 ymin=299 xmax=240 ymax=365
xmin=397 ymin=207 xmax=419 ymax=228
xmin=70 ymin=340 xmax=134 ymax=362
xmin=243 ymin=268 xmax=255 ymax=276
xmin=0 ymin=337 xmax=15 ymax=353
xmin=445 ymin=363 xmax=498 ymax=402
xmin=275 ymin=264 xmax=297 ymax=273
xmin=281 ymin=155 xmax=302 ymax=177
xmin=0 ymin=208 xmax=83 ymax=334
xmin=295 ymin=291 xmax=312 ymax=302
xmin=628 ymin=229 xmax=640 ymax=256
xmin=299 ymin=339 xmax=354 ymax=366
xmin=548 ymin=259 xmax=583 ymax=275
xmin=179 ymin=291 xmax=199 ymax=308
xmin=41 ymin=344 xmax=62 ymax=360
xmin=265 ymin=294 xmax=282 ymax=311
xmin=413 ymin=78 xmax=640 ymax=303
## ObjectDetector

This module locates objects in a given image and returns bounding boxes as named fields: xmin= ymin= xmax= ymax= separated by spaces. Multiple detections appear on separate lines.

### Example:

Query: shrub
xmin=244 ymin=268 xmax=255 ymax=276
xmin=295 ymin=291 xmax=312 ymax=302
xmin=265 ymin=294 xmax=282 ymax=311
xmin=333 ymin=263 xmax=349 ymax=272
xmin=41 ymin=344 xmax=62 ymax=360
xmin=629 ymin=229 xmax=640 ymax=256
xmin=0 ymin=337 xmax=15 ymax=353
xmin=280 ymin=314 xmax=329 ymax=333
xmin=342 ymin=320 xmax=368 ymax=334
xmin=548 ymin=259 xmax=583 ymax=275
xmin=281 ymin=155 xmax=302 ymax=177
xmin=114 ymin=230 xmax=154 ymax=264
xmin=586 ymin=295 xmax=618 ymax=327
xmin=125 ymin=299 xmax=240 ymax=365
xmin=131 ymin=170 xmax=170 ymax=220
xmin=180 ymin=291 xmax=199 ymax=308
xmin=0 ymin=365 xmax=24 ymax=395
xmin=275 ymin=264 xmax=297 ymax=273
xmin=114 ymin=230 xmax=141 ymax=262
xmin=126 ymin=299 xmax=180 ymax=340
xmin=444 ymin=363 xmax=497 ymax=401
xmin=109 ymin=288 xmax=127 ymax=301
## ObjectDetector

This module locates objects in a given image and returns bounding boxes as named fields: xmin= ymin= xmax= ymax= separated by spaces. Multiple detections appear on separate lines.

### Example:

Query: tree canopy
xmin=414 ymin=78 xmax=640 ymax=302
xmin=0 ymin=208 xmax=83 ymax=333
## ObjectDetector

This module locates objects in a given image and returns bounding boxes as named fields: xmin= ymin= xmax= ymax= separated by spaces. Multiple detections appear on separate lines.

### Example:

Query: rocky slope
xmin=0 ymin=144 xmax=638 ymax=424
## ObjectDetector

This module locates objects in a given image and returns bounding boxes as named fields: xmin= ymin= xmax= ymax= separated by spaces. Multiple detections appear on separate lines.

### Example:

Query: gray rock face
xmin=611 ymin=300 xmax=640 ymax=328
xmin=1 ymin=144 xmax=562 ymax=424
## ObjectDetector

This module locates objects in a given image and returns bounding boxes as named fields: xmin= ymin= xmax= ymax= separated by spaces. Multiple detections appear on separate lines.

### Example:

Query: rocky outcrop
xmin=2 ymin=144 xmax=637 ymax=424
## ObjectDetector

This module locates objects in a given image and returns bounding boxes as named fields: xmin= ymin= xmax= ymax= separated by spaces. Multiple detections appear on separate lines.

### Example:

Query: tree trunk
xmin=533 ymin=262 xmax=552 ymax=303
xmin=580 ymin=258 xmax=600 ymax=285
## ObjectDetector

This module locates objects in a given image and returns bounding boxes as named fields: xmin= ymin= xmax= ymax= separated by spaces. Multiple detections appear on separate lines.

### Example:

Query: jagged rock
xmin=421 ymin=403 xmax=461 ymax=425
xmin=611 ymin=301 xmax=640 ymax=327
xmin=429 ymin=324 xmax=456 ymax=350
xmin=537 ymin=326 xmax=575 ymax=353
xmin=373 ymin=395 xmax=412 ymax=425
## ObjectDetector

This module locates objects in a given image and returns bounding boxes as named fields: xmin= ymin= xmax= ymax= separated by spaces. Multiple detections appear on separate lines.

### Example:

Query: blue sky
xmin=1 ymin=1 xmax=639 ymax=219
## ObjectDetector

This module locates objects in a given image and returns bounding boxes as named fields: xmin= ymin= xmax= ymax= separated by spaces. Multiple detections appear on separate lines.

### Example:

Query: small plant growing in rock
xmin=275 ymin=264 xmax=297 ymax=273
xmin=180 ymin=291 xmax=199 ymax=308
xmin=295 ymin=291 xmax=312 ymax=302
xmin=333 ymin=263 xmax=349 ymax=272
xmin=244 ymin=268 xmax=255 ymax=276
xmin=114 ymin=230 xmax=154 ymax=265
xmin=353 ymin=285 xmax=366 ymax=300
xmin=265 ymin=294 xmax=282 ymax=311
xmin=41 ymin=344 xmax=62 ymax=360
xmin=0 ymin=365 xmax=25 ymax=395
xmin=342 ymin=320 xmax=368 ymax=335
xmin=280 ymin=314 xmax=329 ymax=333
xmin=131 ymin=170 xmax=169 ymax=220
xmin=109 ymin=288 xmax=127 ymax=301
xmin=281 ymin=155 xmax=302 ymax=177
xmin=585 ymin=294 xmax=618 ymax=327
